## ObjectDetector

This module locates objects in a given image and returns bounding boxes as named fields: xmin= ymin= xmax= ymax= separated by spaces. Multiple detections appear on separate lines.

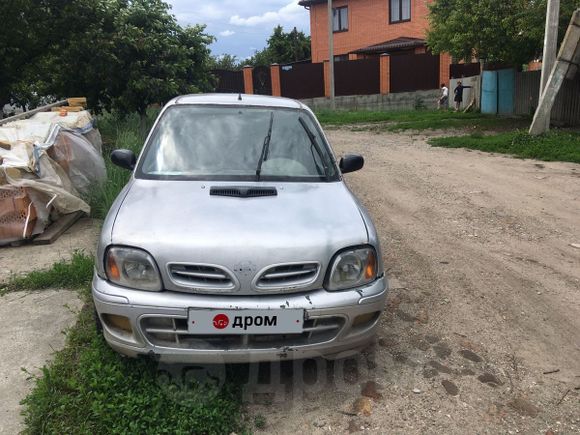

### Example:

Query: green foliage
xmin=254 ymin=414 xmax=267 ymax=429
xmin=87 ymin=109 xmax=159 ymax=218
xmin=1 ymin=251 xmax=94 ymax=295
xmin=210 ymin=54 xmax=242 ymax=70
xmin=429 ymin=130 xmax=580 ymax=163
xmin=1 ymin=0 xmax=215 ymax=115
xmin=245 ymin=25 xmax=311 ymax=67
xmin=21 ymin=300 xmax=243 ymax=434
xmin=0 ymin=0 xmax=44 ymax=110
xmin=316 ymin=110 xmax=529 ymax=131
xmin=427 ymin=0 xmax=580 ymax=65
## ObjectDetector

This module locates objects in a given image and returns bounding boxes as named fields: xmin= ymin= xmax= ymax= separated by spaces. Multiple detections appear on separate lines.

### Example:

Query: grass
xmin=254 ymin=414 xmax=267 ymax=430
xmin=316 ymin=109 xmax=529 ymax=132
xmin=429 ymin=130 xmax=580 ymax=163
xmin=0 ymin=251 xmax=94 ymax=295
xmin=10 ymin=255 xmax=244 ymax=434
xmin=87 ymin=109 xmax=159 ymax=219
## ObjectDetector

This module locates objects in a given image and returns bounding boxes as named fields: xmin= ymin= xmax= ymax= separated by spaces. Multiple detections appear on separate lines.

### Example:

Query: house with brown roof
xmin=298 ymin=0 xmax=432 ymax=62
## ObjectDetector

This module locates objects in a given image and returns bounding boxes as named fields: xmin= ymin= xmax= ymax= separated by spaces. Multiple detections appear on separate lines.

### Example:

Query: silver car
xmin=93 ymin=94 xmax=388 ymax=363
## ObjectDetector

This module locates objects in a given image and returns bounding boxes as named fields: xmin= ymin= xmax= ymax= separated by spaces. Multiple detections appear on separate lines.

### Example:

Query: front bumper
xmin=92 ymin=273 xmax=388 ymax=363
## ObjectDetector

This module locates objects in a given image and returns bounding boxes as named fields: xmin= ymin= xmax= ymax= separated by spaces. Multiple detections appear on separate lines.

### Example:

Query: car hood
xmin=109 ymin=179 xmax=369 ymax=294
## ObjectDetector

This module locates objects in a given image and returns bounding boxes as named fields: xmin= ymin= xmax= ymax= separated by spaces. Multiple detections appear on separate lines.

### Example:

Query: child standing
xmin=438 ymin=83 xmax=449 ymax=109
xmin=454 ymin=81 xmax=472 ymax=111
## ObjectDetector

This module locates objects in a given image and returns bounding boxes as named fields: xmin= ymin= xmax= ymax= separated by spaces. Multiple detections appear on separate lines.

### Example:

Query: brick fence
xmin=226 ymin=52 xmax=452 ymax=100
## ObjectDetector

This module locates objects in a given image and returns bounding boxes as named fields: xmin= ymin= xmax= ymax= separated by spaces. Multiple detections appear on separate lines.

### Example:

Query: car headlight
xmin=105 ymin=246 xmax=162 ymax=291
xmin=325 ymin=246 xmax=378 ymax=291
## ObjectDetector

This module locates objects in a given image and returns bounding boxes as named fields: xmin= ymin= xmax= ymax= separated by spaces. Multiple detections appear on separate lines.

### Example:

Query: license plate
xmin=188 ymin=309 xmax=304 ymax=334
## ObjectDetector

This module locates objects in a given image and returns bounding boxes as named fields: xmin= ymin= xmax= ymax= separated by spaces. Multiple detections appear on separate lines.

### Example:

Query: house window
xmin=333 ymin=6 xmax=348 ymax=32
xmin=334 ymin=54 xmax=349 ymax=62
xmin=390 ymin=0 xmax=411 ymax=23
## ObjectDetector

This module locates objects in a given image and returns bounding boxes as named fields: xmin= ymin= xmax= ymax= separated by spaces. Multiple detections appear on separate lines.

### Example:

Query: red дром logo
xmin=213 ymin=314 xmax=229 ymax=329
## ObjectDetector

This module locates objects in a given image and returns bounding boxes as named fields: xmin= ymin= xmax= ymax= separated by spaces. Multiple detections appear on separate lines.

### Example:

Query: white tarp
xmin=0 ymin=109 xmax=106 ymax=244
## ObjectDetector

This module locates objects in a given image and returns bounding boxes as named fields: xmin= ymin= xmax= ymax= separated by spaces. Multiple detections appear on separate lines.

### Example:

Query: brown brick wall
xmin=380 ymin=54 xmax=390 ymax=94
xmin=243 ymin=67 xmax=253 ymax=94
xmin=323 ymin=60 xmax=331 ymax=97
xmin=270 ymin=64 xmax=281 ymax=96
xmin=310 ymin=0 xmax=432 ymax=63
xmin=439 ymin=52 xmax=452 ymax=86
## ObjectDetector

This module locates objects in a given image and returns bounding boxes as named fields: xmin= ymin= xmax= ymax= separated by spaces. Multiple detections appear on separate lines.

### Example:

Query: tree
xmin=0 ymin=0 xmax=46 ymax=113
xmin=105 ymin=0 xmax=214 ymax=115
xmin=245 ymin=25 xmax=311 ymax=66
xmin=210 ymin=54 xmax=241 ymax=70
xmin=427 ymin=0 xmax=580 ymax=65
xmin=1 ymin=0 xmax=215 ymax=116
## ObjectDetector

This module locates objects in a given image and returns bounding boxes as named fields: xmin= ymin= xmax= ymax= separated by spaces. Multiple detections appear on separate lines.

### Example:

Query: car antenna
xmin=238 ymin=93 xmax=242 ymax=101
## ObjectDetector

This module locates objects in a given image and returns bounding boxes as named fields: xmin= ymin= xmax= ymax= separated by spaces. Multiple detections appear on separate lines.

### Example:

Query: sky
xmin=166 ymin=0 xmax=311 ymax=60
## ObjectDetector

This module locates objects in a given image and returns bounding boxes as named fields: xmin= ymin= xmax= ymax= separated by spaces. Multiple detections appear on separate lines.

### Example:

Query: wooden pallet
xmin=32 ymin=211 xmax=84 ymax=245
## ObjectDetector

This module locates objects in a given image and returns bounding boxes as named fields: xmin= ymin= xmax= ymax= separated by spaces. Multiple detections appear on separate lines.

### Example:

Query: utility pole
xmin=539 ymin=0 xmax=560 ymax=131
xmin=327 ymin=0 xmax=335 ymax=110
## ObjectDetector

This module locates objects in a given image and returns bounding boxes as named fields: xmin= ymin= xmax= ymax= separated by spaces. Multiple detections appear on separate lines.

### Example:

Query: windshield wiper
xmin=255 ymin=112 xmax=274 ymax=181
xmin=298 ymin=116 xmax=329 ymax=179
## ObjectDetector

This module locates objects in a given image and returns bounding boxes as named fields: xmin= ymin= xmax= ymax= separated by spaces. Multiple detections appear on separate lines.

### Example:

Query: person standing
xmin=438 ymin=83 xmax=449 ymax=109
xmin=454 ymin=81 xmax=472 ymax=111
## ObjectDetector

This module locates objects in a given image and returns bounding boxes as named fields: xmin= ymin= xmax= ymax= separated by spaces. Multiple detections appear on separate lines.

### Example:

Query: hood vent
xmin=210 ymin=186 xmax=277 ymax=198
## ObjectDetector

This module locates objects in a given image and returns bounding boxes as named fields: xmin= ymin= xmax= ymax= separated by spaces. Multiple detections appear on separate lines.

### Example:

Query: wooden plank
xmin=32 ymin=211 xmax=84 ymax=245
xmin=0 ymin=100 xmax=68 ymax=126
xmin=50 ymin=106 xmax=83 ymax=112
xmin=565 ymin=44 xmax=580 ymax=79
xmin=529 ymin=10 xmax=580 ymax=135
xmin=67 ymin=97 xmax=87 ymax=108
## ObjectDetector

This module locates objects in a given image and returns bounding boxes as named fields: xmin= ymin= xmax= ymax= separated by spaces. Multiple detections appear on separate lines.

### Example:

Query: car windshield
xmin=137 ymin=105 xmax=339 ymax=181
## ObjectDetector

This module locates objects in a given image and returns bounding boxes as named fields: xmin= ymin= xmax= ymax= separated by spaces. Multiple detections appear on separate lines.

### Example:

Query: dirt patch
xmin=0 ymin=218 xmax=100 ymax=283
xmin=0 ymin=290 xmax=82 ymax=434
xmin=247 ymin=128 xmax=580 ymax=433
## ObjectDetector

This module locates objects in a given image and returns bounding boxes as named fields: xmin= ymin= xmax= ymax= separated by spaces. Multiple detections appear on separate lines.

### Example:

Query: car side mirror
xmin=111 ymin=149 xmax=137 ymax=170
xmin=339 ymin=154 xmax=364 ymax=174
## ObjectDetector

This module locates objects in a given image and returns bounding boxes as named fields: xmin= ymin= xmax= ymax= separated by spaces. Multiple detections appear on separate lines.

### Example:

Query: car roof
xmin=171 ymin=93 xmax=307 ymax=110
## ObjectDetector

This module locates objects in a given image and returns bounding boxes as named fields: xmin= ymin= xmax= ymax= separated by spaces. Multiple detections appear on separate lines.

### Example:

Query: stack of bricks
xmin=0 ymin=186 xmax=37 ymax=243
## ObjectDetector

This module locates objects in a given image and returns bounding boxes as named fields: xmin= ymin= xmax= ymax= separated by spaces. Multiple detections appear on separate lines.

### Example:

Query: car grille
xmin=255 ymin=263 xmax=319 ymax=290
xmin=167 ymin=264 xmax=236 ymax=291
xmin=140 ymin=315 xmax=345 ymax=350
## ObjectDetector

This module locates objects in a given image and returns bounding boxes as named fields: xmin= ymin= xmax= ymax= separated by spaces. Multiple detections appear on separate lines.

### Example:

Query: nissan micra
xmin=93 ymin=94 xmax=388 ymax=363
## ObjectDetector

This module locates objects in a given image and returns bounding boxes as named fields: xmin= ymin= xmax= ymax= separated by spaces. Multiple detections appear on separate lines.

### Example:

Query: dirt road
xmin=250 ymin=129 xmax=580 ymax=434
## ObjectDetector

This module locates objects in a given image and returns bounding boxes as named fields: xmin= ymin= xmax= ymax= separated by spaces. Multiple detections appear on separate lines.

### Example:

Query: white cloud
xmin=229 ymin=1 xmax=303 ymax=27
xmin=219 ymin=30 xmax=235 ymax=37
xmin=173 ymin=1 xmax=227 ymax=23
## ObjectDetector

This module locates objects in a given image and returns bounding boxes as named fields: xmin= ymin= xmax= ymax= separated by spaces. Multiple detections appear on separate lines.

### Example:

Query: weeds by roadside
xmin=316 ymin=109 xmax=529 ymax=132
xmin=0 ymin=251 xmax=94 ymax=295
xmin=8 ymin=254 xmax=244 ymax=434
xmin=429 ymin=130 xmax=580 ymax=163
xmin=87 ymin=110 xmax=159 ymax=219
